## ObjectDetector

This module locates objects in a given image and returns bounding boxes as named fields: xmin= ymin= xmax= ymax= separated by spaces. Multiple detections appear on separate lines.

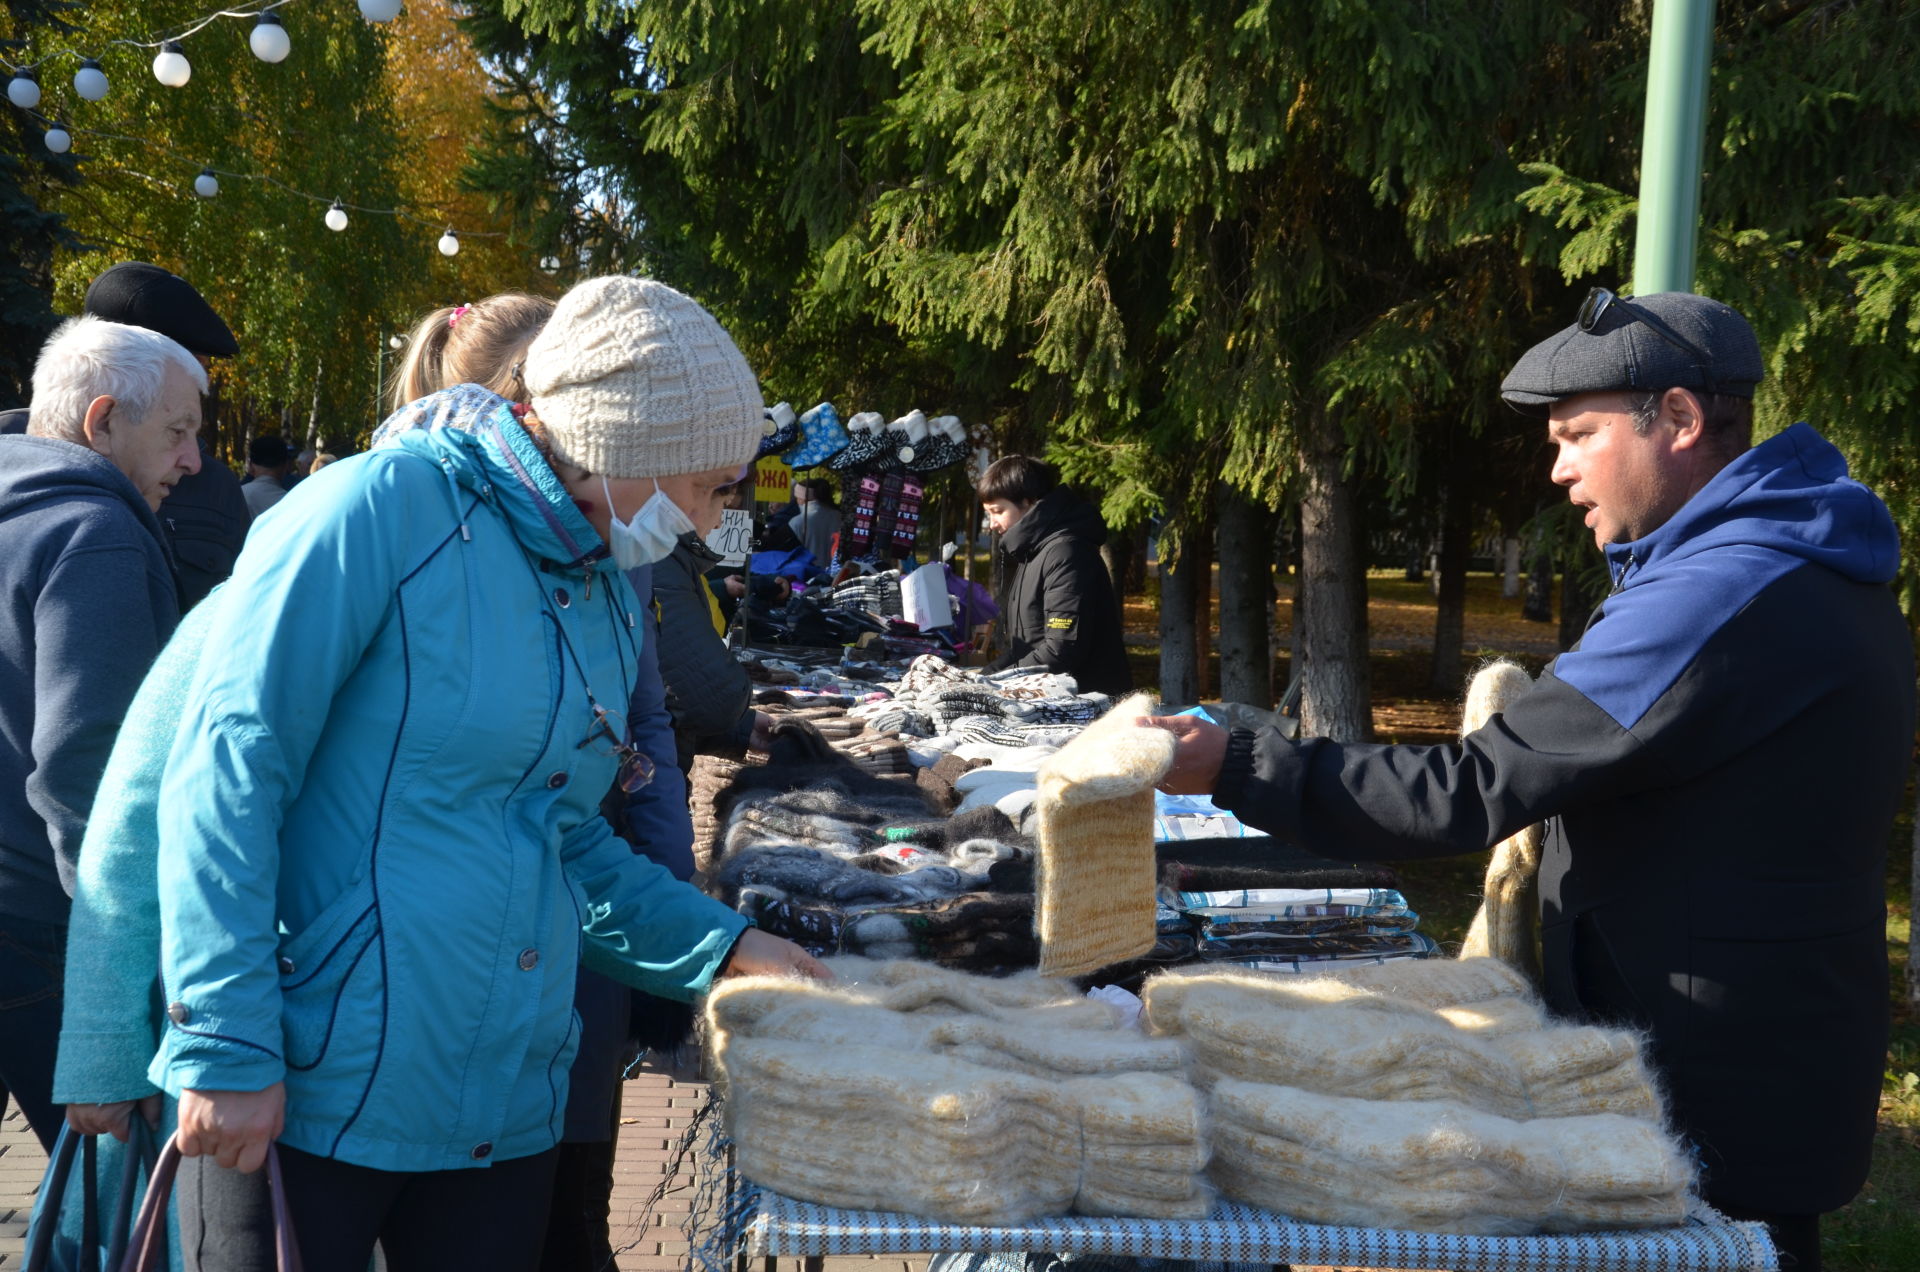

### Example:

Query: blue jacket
xmin=0 ymin=435 xmax=179 ymax=926
xmin=1217 ymin=422 xmax=1914 ymax=1212
xmin=150 ymin=388 xmax=748 ymax=1172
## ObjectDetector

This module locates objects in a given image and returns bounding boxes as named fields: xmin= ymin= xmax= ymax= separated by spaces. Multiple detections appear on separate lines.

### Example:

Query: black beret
xmin=1500 ymin=291 xmax=1763 ymax=417
xmin=249 ymin=434 xmax=293 ymax=466
xmin=83 ymin=261 xmax=239 ymax=358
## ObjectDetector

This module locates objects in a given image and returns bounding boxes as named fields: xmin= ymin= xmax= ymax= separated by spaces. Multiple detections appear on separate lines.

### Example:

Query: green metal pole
xmin=1633 ymin=0 xmax=1716 ymax=296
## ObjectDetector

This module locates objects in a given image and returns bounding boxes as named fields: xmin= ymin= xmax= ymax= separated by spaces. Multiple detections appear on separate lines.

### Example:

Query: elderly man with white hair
xmin=0 ymin=314 xmax=205 ymax=1150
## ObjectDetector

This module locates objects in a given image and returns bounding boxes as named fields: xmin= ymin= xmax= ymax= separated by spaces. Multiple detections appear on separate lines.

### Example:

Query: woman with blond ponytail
xmin=143 ymin=277 xmax=823 ymax=1270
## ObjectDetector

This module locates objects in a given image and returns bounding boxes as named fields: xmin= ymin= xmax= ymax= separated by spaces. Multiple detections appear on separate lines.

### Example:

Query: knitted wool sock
xmin=1206 ymin=1081 xmax=1693 ymax=1235
xmin=1456 ymin=660 xmax=1544 ymax=984
xmin=1032 ymin=693 xmax=1174 ymax=976
xmin=891 ymin=478 xmax=923 ymax=557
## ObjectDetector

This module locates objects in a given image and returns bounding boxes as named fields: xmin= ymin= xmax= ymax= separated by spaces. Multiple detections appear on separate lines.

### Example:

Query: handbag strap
xmin=121 ymin=1134 xmax=304 ymax=1272
xmin=23 ymin=1124 xmax=82 ymax=1272
xmin=103 ymin=1117 xmax=159 ymax=1272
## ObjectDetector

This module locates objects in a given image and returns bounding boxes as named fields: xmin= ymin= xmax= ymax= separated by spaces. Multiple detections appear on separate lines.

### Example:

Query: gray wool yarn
xmin=1456 ymin=660 xmax=1544 ymax=983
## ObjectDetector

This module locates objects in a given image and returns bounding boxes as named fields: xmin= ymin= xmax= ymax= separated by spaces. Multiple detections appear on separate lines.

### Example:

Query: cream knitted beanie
xmin=523 ymin=275 xmax=763 ymax=478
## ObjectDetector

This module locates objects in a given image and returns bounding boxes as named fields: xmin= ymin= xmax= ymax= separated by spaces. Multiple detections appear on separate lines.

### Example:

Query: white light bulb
xmin=6 ymin=73 xmax=40 ymax=110
xmin=73 ymin=58 xmax=108 ymax=101
xmin=152 ymin=42 xmax=191 ymax=88
xmin=194 ymin=168 xmax=219 ymax=198
xmin=325 ymin=202 xmax=349 ymax=232
xmin=437 ymin=229 xmax=459 ymax=257
xmin=45 ymin=125 xmax=70 ymax=153
xmin=250 ymin=13 xmax=291 ymax=63
xmin=357 ymin=0 xmax=403 ymax=21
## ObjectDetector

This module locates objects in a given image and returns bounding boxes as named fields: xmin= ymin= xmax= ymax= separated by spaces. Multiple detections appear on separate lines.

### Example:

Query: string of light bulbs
xmin=4 ymin=0 xmax=495 ymax=256
xmin=19 ymin=110 xmax=501 ymax=255
xmin=3 ymin=0 xmax=404 ymax=105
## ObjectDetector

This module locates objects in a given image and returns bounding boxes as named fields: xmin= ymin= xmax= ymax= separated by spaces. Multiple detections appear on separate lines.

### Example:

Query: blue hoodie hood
xmin=1604 ymin=421 xmax=1899 ymax=588
xmin=1562 ymin=423 xmax=1900 ymax=731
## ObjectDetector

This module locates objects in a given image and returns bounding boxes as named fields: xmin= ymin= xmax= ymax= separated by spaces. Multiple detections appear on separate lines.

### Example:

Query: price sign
xmin=706 ymin=507 xmax=753 ymax=567
xmin=753 ymin=457 xmax=793 ymax=504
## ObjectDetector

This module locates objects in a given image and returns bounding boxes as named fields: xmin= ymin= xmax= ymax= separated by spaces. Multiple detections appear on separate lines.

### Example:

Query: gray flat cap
xmin=1500 ymin=290 xmax=1763 ymax=416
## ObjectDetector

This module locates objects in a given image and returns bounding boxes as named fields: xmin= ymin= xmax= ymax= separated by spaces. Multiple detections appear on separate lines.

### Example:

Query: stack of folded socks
xmin=707 ymin=960 xmax=1214 ymax=1224
xmin=1139 ymin=959 xmax=1690 ymax=1234
xmin=1205 ymin=1082 xmax=1693 ymax=1235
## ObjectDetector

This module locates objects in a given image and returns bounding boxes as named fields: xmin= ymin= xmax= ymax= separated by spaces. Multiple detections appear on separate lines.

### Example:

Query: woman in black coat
xmin=978 ymin=456 xmax=1133 ymax=696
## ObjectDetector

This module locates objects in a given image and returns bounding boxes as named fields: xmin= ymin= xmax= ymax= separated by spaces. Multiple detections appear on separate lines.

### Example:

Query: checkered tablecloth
xmin=738 ymin=1192 xmax=1779 ymax=1272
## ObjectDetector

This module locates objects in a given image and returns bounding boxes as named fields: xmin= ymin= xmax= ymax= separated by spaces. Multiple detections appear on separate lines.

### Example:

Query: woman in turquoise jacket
xmin=147 ymin=278 xmax=821 ymax=1270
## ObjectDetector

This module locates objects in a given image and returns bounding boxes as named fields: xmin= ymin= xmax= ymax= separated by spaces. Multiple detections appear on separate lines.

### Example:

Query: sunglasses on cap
xmin=1577 ymin=287 xmax=1718 ymax=394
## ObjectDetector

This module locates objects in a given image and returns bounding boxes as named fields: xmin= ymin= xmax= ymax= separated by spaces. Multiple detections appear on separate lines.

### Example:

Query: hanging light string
xmin=22 ymin=109 xmax=505 ymax=243
xmin=0 ymin=0 xmax=305 ymax=75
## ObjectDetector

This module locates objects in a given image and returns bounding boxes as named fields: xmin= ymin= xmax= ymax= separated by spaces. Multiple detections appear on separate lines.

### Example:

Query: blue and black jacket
xmin=1216 ymin=423 xmax=1914 ymax=1214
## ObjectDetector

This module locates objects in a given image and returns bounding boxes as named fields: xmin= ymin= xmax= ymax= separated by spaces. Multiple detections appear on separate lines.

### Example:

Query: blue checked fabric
xmin=738 ymin=1190 xmax=1779 ymax=1272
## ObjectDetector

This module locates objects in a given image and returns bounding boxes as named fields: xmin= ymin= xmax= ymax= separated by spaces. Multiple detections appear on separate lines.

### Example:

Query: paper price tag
xmin=706 ymin=507 xmax=753 ymax=566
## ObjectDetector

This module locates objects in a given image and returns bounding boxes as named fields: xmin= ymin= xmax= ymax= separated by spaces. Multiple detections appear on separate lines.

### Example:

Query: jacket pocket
xmin=277 ymin=877 xmax=383 ymax=1073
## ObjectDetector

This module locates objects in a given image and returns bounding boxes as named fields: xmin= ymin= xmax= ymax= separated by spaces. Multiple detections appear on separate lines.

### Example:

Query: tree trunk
xmin=1522 ymin=521 xmax=1555 ymax=623
xmin=1127 ymin=523 xmax=1150 ymax=597
xmin=1189 ymin=522 xmax=1214 ymax=700
xmin=306 ymin=358 xmax=325 ymax=452
xmin=1158 ymin=536 xmax=1199 ymax=705
xmin=1502 ymin=536 xmax=1522 ymax=599
xmin=1429 ymin=478 xmax=1471 ymax=696
xmin=1217 ymin=487 xmax=1275 ymax=708
xmin=1298 ymin=409 xmax=1371 ymax=741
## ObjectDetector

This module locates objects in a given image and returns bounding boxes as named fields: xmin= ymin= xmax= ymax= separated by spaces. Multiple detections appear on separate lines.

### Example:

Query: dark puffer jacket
xmin=985 ymin=487 xmax=1132 ymax=696
xmin=1213 ymin=423 xmax=1914 ymax=1215
xmin=652 ymin=531 xmax=755 ymax=771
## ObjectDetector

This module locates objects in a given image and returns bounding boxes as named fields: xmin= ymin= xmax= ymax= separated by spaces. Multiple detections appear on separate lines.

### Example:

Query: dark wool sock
xmin=714 ymin=719 xmax=940 ymax=824
xmin=1154 ymin=838 xmax=1401 ymax=891
xmin=916 ymin=766 xmax=961 ymax=813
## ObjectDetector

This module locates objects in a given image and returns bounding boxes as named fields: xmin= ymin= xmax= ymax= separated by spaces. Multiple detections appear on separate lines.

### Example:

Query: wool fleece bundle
xmin=1455 ymin=660 xmax=1544 ymax=982
xmin=1144 ymin=962 xmax=1662 ymax=1120
xmin=1208 ymin=1081 xmax=1693 ymax=1234
xmin=1033 ymin=693 xmax=1174 ymax=976
xmin=706 ymin=960 xmax=1212 ymax=1224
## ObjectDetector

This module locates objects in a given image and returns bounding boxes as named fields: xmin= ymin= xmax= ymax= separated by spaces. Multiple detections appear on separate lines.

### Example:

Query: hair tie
xmin=509 ymin=402 xmax=530 ymax=419
xmin=448 ymin=304 xmax=472 ymax=328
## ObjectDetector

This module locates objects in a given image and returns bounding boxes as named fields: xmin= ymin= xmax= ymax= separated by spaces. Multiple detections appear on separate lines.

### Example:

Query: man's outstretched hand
xmin=1143 ymin=714 xmax=1230 ymax=796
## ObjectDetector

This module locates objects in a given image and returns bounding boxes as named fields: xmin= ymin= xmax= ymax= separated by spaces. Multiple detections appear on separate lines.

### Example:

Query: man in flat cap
xmin=1150 ymin=289 xmax=1911 ymax=1269
xmin=1 ymin=262 xmax=251 ymax=611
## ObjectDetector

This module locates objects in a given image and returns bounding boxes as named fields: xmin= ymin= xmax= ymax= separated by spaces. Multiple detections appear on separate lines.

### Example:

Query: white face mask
xmin=601 ymin=475 xmax=695 ymax=569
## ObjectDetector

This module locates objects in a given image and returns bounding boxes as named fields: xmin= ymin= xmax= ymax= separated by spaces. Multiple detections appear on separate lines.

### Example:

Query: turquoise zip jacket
xmin=149 ymin=387 xmax=748 ymax=1172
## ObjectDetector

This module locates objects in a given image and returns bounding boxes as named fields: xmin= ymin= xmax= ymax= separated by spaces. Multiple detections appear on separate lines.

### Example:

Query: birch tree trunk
xmin=1430 ymin=478 xmax=1471 ymax=696
xmin=1502 ymin=537 xmax=1522 ymax=599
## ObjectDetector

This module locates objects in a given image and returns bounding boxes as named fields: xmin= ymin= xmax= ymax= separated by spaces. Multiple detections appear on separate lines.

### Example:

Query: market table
xmin=727 ymin=1188 xmax=1779 ymax=1272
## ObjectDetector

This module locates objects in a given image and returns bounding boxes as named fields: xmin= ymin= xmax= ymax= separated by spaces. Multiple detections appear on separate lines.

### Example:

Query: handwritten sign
xmin=754 ymin=457 xmax=792 ymax=504
xmin=706 ymin=507 xmax=753 ymax=567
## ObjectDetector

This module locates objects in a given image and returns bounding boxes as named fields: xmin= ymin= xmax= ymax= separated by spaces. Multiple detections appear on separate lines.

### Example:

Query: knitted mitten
xmin=1456 ymin=661 xmax=1543 ymax=984
xmin=1032 ymin=693 xmax=1174 ymax=976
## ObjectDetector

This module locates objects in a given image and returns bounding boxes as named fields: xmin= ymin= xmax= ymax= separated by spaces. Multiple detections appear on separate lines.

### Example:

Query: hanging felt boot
xmin=785 ymin=401 xmax=851 ymax=470
xmin=829 ymin=411 xmax=892 ymax=475
xmin=907 ymin=413 xmax=972 ymax=473
xmin=757 ymin=401 xmax=801 ymax=458
xmin=882 ymin=409 xmax=929 ymax=473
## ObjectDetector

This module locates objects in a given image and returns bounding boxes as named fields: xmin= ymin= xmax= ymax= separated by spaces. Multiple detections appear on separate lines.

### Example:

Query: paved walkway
xmin=0 ymin=1053 xmax=920 ymax=1272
